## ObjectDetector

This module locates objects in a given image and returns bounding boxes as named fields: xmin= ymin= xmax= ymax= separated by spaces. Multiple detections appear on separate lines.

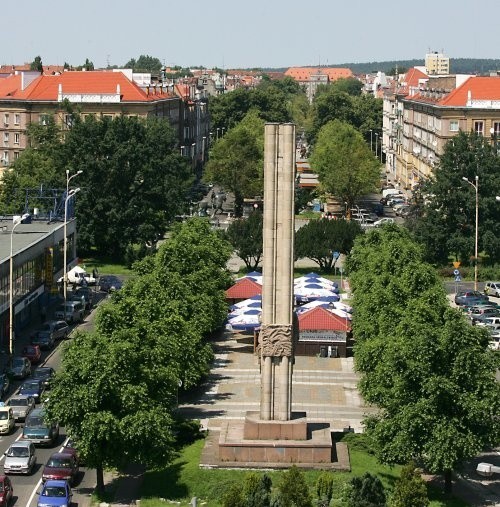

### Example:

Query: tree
xmin=346 ymin=226 xmax=500 ymax=494
xmin=243 ymin=473 xmax=272 ymax=507
xmin=124 ymin=55 xmax=162 ymax=73
xmin=272 ymin=466 xmax=313 ymax=507
xmin=389 ymin=462 xmax=429 ymax=507
xmin=30 ymin=55 xmax=43 ymax=72
xmin=409 ymin=131 xmax=500 ymax=264
xmin=329 ymin=77 xmax=363 ymax=96
xmin=45 ymin=328 xmax=178 ymax=493
xmin=0 ymin=113 xmax=192 ymax=258
xmin=225 ymin=211 xmax=263 ymax=270
xmin=295 ymin=218 xmax=362 ymax=272
xmin=204 ymin=111 xmax=264 ymax=216
xmin=347 ymin=473 xmax=386 ymax=507
xmin=315 ymin=472 xmax=334 ymax=507
xmin=309 ymin=120 xmax=381 ymax=213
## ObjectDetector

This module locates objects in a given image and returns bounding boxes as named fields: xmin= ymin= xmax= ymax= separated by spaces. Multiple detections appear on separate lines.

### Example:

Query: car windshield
xmin=12 ymin=358 xmax=24 ymax=367
xmin=21 ymin=382 xmax=39 ymax=390
xmin=0 ymin=412 xmax=8 ymax=420
xmin=7 ymin=446 xmax=28 ymax=457
xmin=25 ymin=415 xmax=44 ymax=427
xmin=47 ymin=457 xmax=71 ymax=468
xmin=8 ymin=398 xmax=28 ymax=407
xmin=43 ymin=486 xmax=67 ymax=497
xmin=33 ymin=369 xmax=51 ymax=378
xmin=23 ymin=347 xmax=37 ymax=354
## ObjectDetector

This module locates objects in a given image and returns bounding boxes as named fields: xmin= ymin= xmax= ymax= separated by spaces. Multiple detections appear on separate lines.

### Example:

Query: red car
xmin=0 ymin=476 xmax=13 ymax=507
xmin=42 ymin=452 xmax=79 ymax=485
xmin=21 ymin=345 xmax=41 ymax=364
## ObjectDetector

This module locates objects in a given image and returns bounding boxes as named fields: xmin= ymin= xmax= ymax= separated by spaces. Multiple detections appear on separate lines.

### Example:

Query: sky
xmin=2 ymin=0 xmax=499 ymax=70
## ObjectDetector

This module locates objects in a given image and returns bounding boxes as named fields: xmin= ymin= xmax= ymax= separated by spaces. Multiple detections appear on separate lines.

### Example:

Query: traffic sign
xmin=332 ymin=251 xmax=340 ymax=260
xmin=453 ymin=269 xmax=460 ymax=276
xmin=455 ymin=275 xmax=462 ymax=282
xmin=453 ymin=261 xmax=461 ymax=268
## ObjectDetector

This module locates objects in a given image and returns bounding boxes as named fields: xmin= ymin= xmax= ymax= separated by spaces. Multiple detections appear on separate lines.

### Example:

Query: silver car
xmin=4 ymin=441 xmax=36 ymax=475
xmin=7 ymin=395 xmax=35 ymax=421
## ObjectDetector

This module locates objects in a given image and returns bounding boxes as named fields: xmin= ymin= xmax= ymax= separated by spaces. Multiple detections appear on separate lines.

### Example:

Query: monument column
xmin=260 ymin=123 xmax=296 ymax=422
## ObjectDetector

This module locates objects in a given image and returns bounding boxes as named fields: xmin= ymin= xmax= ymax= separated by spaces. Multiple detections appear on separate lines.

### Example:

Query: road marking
xmin=25 ymin=477 xmax=42 ymax=507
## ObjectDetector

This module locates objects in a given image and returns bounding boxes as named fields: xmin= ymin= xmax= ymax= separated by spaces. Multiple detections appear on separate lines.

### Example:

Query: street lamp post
xmin=63 ymin=169 xmax=82 ymax=308
xmin=375 ymin=133 xmax=379 ymax=159
xmin=369 ymin=129 xmax=373 ymax=152
xmin=9 ymin=214 xmax=28 ymax=364
xmin=462 ymin=175 xmax=479 ymax=291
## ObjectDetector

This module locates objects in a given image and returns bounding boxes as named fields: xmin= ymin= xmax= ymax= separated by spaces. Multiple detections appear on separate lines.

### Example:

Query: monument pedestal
xmin=218 ymin=411 xmax=332 ymax=465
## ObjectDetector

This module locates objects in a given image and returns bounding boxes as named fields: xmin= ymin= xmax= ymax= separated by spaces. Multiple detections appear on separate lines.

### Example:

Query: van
xmin=22 ymin=407 xmax=59 ymax=446
xmin=54 ymin=301 xmax=84 ymax=323
xmin=0 ymin=406 xmax=15 ymax=435
xmin=484 ymin=281 xmax=500 ymax=297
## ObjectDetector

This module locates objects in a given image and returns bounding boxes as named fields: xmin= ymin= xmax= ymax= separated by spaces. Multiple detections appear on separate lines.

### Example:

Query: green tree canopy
xmin=347 ymin=472 xmax=386 ymax=507
xmin=309 ymin=120 xmax=381 ymax=212
xmin=409 ymin=130 xmax=500 ymax=264
xmin=272 ymin=466 xmax=313 ymax=507
xmin=346 ymin=225 xmax=500 ymax=493
xmin=225 ymin=211 xmax=263 ymax=271
xmin=389 ymin=462 xmax=429 ymax=507
xmin=204 ymin=111 xmax=265 ymax=216
xmin=30 ymin=55 xmax=43 ymax=72
xmin=0 ymin=114 xmax=191 ymax=258
xmin=309 ymin=87 xmax=382 ymax=143
xmin=124 ymin=54 xmax=162 ymax=73
xmin=295 ymin=218 xmax=362 ymax=272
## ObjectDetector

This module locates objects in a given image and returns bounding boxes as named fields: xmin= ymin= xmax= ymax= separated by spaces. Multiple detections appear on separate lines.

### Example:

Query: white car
xmin=4 ymin=441 xmax=36 ymax=475
xmin=58 ymin=266 xmax=96 ymax=286
xmin=373 ymin=218 xmax=395 ymax=227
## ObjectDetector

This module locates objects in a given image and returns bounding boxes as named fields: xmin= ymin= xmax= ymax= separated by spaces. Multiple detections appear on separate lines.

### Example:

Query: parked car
xmin=18 ymin=380 xmax=45 ymax=404
xmin=42 ymin=452 xmax=79 ymax=485
xmin=57 ymin=266 xmax=96 ymax=286
xmin=31 ymin=330 xmax=55 ymax=351
xmin=477 ymin=316 xmax=500 ymax=328
xmin=99 ymin=275 xmax=123 ymax=292
xmin=62 ymin=437 xmax=81 ymax=465
xmin=373 ymin=217 xmax=395 ymax=227
xmin=73 ymin=287 xmax=94 ymax=310
xmin=372 ymin=203 xmax=385 ymax=216
xmin=9 ymin=356 xmax=31 ymax=380
xmin=22 ymin=407 xmax=59 ymax=446
xmin=7 ymin=395 xmax=35 ymax=421
xmin=484 ymin=281 xmax=500 ymax=297
xmin=0 ymin=375 xmax=10 ymax=400
xmin=54 ymin=301 xmax=84 ymax=324
xmin=454 ymin=291 xmax=489 ymax=306
xmin=37 ymin=480 xmax=72 ymax=507
xmin=40 ymin=321 xmax=69 ymax=341
xmin=0 ymin=475 xmax=13 ymax=507
xmin=0 ymin=407 xmax=15 ymax=435
xmin=22 ymin=345 xmax=42 ymax=364
xmin=4 ymin=441 xmax=36 ymax=475
xmin=31 ymin=367 xmax=55 ymax=390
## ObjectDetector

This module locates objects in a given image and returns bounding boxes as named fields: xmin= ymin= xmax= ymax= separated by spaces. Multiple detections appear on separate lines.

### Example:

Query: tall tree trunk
xmin=444 ymin=468 xmax=453 ymax=495
xmin=234 ymin=191 xmax=244 ymax=218
xmin=95 ymin=465 xmax=105 ymax=495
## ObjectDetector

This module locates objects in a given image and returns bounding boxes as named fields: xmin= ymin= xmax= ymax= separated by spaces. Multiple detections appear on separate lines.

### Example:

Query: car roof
xmin=9 ymin=394 xmax=32 ymax=400
xmin=9 ymin=440 xmax=32 ymax=448
xmin=48 ymin=452 xmax=74 ymax=459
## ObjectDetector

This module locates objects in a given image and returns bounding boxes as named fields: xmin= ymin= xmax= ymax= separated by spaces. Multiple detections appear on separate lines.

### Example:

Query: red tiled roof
xmin=298 ymin=307 xmax=351 ymax=331
xmin=0 ymin=71 xmax=173 ymax=102
xmin=225 ymin=278 xmax=262 ymax=299
xmin=439 ymin=76 xmax=500 ymax=106
xmin=285 ymin=67 xmax=353 ymax=82
xmin=403 ymin=67 xmax=428 ymax=89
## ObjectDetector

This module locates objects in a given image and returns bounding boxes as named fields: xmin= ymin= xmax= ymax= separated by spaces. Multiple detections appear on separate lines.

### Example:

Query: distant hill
xmin=261 ymin=59 xmax=500 ymax=76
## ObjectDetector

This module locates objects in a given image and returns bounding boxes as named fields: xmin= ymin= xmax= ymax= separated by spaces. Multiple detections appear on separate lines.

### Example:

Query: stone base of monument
xmin=216 ymin=411 xmax=335 ymax=466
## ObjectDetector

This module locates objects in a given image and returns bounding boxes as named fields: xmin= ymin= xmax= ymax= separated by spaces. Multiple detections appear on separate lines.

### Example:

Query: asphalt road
xmin=0 ymin=291 xmax=106 ymax=507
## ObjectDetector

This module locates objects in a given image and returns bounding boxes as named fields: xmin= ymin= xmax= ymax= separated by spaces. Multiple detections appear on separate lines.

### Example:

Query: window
xmin=14 ymin=152 xmax=19 ymax=160
xmin=39 ymin=114 xmax=50 ymax=126
xmin=14 ymin=133 xmax=19 ymax=145
xmin=2 ymin=152 xmax=8 ymax=165
xmin=449 ymin=120 xmax=459 ymax=132
xmin=3 ymin=133 xmax=9 ymax=145
xmin=435 ymin=119 xmax=441 ymax=132
xmin=14 ymin=114 xmax=20 ymax=125
xmin=474 ymin=121 xmax=484 ymax=136
xmin=64 ymin=114 xmax=74 ymax=128
xmin=493 ymin=122 xmax=500 ymax=136
xmin=3 ymin=114 xmax=8 ymax=126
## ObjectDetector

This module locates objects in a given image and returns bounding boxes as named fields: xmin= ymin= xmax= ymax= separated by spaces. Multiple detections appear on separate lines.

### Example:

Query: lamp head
xmin=462 ymin=177 xmax=468 ymax=182
xmin=68 ymin=187 xmax=81 ymax=197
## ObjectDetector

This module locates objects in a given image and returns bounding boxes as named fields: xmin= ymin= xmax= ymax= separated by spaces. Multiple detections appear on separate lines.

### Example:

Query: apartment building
xmin=425 ymin=51 xmax=450 ymax=75
xmin=0 ymin=70 xmax=182 ymax=177
xmin=382 ymin=70 xmax=500 ymax=189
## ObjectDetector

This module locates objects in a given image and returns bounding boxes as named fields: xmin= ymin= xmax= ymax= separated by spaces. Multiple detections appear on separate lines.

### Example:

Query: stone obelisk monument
xmin=260 ymin=123 xmax=296 ymax=421
xmin=217 ymin=122 xmax=333 ymax=466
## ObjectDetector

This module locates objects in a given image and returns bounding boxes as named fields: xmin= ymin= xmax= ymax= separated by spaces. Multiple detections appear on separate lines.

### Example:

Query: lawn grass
xmin=139 ymin=435 xmax=469 ymax=507
xmin=76 ymin=256 xmax=134 ymax=276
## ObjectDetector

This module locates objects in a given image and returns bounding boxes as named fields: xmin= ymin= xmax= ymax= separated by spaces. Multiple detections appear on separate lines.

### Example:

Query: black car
xmin=73 ymin=287 xmax=94 ymax=310
xmin=31 ymin=330 xmax=55 ymax=350
xmin=31 ymin=367 xmax=55 ymax=389
xmin=99 ymin=275 xmax=123 ymax=292
xmin=0 ymin=374 xmax=10 ymax=399
xmin=18 ymin=379 xmax=45 ymax=404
